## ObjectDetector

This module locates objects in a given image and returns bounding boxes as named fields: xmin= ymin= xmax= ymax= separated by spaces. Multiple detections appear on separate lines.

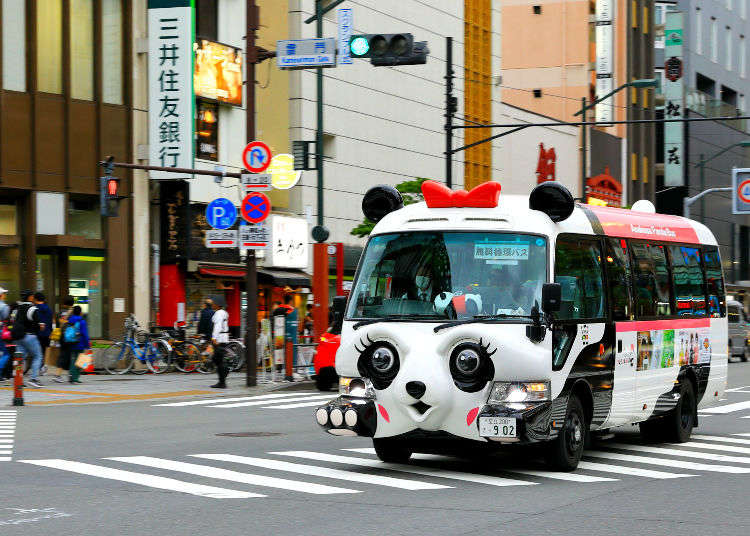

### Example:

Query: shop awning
xmin=198 ymin=267 xmax=245 ymax=279
xmin=257 ymin=268 xmax=310 ymax=287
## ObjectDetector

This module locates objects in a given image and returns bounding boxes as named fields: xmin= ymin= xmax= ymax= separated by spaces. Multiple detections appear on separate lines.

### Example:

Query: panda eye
xmin=449 ymin=339 xmax=496 ymax=393
xmin=355 ymin=336 xmax=400 ymax=390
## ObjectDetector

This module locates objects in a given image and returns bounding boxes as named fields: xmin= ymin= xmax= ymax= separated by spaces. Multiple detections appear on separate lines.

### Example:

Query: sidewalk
xmin=0 ymin=372 xmax=315 ymax=407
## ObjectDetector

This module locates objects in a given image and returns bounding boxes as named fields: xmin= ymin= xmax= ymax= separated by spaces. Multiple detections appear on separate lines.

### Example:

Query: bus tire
xmin=743 ymin=345 xmax=749 ymax=362
xmin=544 ymin=395 xmax=587 ymax=471
xmin=638 ymin=418 xmax=664 ymax=441
xmin=373 ymin=438 xmax=412 ymax=464
xmin=665 ymin=380 xmax=696 ymax=443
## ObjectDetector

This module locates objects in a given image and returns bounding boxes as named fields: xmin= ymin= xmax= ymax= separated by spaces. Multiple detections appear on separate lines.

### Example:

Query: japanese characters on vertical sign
xmin=664 ymin=12 xmax=685 ymax=186
xmin=148 ymin=0 xmax=194 ymax=178
xmin=595 ymin=0 xmax=614 ymax=123
xmin=159 ymin=180 xmax=190 ymax=263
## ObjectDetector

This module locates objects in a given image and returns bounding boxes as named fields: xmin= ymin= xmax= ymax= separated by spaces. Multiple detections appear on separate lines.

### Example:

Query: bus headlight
xmin=488 ymin=381 xmax=550 ymax=404
xmin=339 ymin=377 xmax=375 ymax=398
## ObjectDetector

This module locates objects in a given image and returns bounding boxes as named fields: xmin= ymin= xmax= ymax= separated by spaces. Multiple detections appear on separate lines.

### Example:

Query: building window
xmin=726 ymin=27 xmax=733 ymax=70
xmin=0 ymin=201 xmax=16 ymax=235
xmin=0 ymin=248 xmax=20 ymax=303
xmin=196 ymin=0 xmax=218 ymax=40
xmin=196 ymin=100 xmax=219 ymax=161
xmin=37 ymin=0 xmax=63 ymax=94
xmin=68 ymin=198 xmax=102 ymax=239
xmin=696 ymin=72 xmax=716 ymax=95
xmin=35 ymin=192 xmax=65 ymax=235
xmin=69 ymin=250 xmax=105 ymax=338
xmin=533 ymin=89 xmax=542 ymax=98
xmin=695 ymin=10 xmax=702 ymax=54
xmin=2 ymin=0 xmax=25 ymax=91
xmin=711 ymin=18 xmax=718 ymax=62
xmin=741 ymin=36 xmax=747 ymax=77
xmin=102 ymin=0 xmax=123 ymax=104
xmin=533 ymin=5 xmax=542 ymax=14
xmin=70 ymin=0 xmax=94 ymax=100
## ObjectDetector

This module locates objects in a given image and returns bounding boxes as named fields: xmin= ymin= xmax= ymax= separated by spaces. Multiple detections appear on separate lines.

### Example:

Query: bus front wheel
xmin=373 ymin=438 xmax=412 ymax=464
xmin=545 ymin=395 xmax=587 ymax=472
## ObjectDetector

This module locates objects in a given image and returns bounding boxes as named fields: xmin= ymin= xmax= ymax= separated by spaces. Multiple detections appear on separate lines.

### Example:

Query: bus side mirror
xmin=542 ymin=283 xmax=562 ymax=313
xmin=331 ymin=296 xmax=347 ymax=332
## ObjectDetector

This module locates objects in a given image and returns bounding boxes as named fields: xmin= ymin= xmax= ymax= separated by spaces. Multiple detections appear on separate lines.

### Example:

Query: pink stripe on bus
xmin=615 ymin=318 xmax=711 ymax=332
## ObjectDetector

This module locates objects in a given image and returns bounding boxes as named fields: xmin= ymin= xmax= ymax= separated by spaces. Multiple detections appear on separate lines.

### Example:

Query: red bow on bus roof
xmin=421 ymin=180 xmax=502 ymax=208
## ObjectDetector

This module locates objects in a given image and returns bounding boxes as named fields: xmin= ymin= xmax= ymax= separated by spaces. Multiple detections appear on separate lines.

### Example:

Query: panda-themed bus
xmin=315 ymin=180 xmax=727 ymax=471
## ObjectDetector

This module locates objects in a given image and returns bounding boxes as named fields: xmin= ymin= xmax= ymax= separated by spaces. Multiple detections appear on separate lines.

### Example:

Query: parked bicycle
xmin=102 ymin=316 xmax=171 ymax=374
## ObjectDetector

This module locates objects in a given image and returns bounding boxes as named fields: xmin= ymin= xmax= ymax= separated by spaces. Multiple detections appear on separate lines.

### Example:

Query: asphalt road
xmin=4 ymin=361 xmax=750 ymax=536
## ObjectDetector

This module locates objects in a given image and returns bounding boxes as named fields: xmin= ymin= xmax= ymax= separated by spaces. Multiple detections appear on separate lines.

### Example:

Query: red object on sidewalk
xmin=12 ymin=352 xmax=23 ymax=406
xmin=312 ymin=243 xmax=329 ymax=339
xmin=285 ymin=340 xmax=294 ymax=381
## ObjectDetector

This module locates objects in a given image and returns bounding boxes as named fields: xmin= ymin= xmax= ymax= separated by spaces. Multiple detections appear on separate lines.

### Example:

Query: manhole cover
xmin=215 ymin=432 xmax=284 ymax=438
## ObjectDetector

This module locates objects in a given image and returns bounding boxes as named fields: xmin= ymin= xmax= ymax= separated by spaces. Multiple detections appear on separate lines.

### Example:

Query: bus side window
xmin=703 ymin=247 xmax=726 ymax=318
xmin=554 ymin=236 xmax=606 ymax=321
xmin=631 ymin=242 xmax=673 ymax=318
xmin=605 ymin=238 xmax=632 ymax=321
xmin=668 ymin=245 xmax=706 ymax=317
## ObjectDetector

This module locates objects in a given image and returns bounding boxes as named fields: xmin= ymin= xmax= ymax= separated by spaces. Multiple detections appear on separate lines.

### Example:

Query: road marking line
xmin=680 ymin=441 xmax=750 ymax=455
xmin=607 ymin=443 xmax=750 ymax=464
xmin=577 ymin=460 xmax=694 ymax=479
xmin=108 ymin=456 xmax=359 ymax=495
xmin=262 ymin=399 xmax=336 ymax=409
xmin=272 ymin=451 xmax=537 ymax=487
xmin=725 ymin=385 xmax=750 ymax=392
xmin=734 ymin=433 xmax=750 ymax=437
xmin=693 ymin=434 xmax=750 ymax=445
xmin=0 ymin=457 xmax=10 ymax=461
xmin=210 ymin=395 xmax=333 ymax=409
xmin=153 ymin=392 xmax=322 ymax=407
xmin=699 ymin=400 xmax=750 ymax=414
xmin=26 ymin=390 xmax=218 ymax=406
xmin=191 ymin=454 xmax=450 ymax=490
xmin=587 ymin=450 xmax=750 ymax=473
xmin=18 ymin=459 xmax=262 ymax=499
xmin=343 ymin=449 xmax=615 ymax=483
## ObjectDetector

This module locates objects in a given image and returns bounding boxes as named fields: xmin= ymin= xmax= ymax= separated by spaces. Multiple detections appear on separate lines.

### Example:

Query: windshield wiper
xmin=433 ymin=313 xmax=533 ymax=333
xmin=352 ymin=314 xmax=442 ymax=330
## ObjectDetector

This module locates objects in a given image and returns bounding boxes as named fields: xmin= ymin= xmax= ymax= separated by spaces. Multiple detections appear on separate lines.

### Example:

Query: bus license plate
xmin=479 ymin=417 xmax=517 ymax=438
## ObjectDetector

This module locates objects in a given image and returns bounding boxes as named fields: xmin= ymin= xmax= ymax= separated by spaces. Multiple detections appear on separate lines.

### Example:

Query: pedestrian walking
xmin=51 ymin=296 xmax=75 ymax=383
xmin=61 ymin=305 xmax=89 ymax=384
xmin=210 ymin=295 xmax=229 ymax=389
xmin=12 ymin=290 xmax=45 ymax=388
xmin=0 ymin=287 xmax=11 ymax=384
xmin=34 ymin=292 xmax=53 ymax=372
xmin=197 ymin=298 xmax=215 ymax=339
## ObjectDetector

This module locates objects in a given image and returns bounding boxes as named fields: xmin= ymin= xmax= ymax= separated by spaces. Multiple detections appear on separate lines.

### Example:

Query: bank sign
xmin=148 ymin=0 xmax=194 ymax=178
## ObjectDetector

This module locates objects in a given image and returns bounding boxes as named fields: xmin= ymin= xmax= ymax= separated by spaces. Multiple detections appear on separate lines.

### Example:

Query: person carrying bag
xmin=62 ymin=305 xmax=89 ymax=384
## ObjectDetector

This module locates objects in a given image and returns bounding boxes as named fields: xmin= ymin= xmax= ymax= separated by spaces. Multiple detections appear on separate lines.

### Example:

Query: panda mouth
xmin=411 ymin=401 xmax=432 ymax=415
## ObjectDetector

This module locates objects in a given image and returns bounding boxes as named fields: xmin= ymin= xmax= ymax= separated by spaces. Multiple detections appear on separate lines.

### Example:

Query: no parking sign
xmin=732 ymin=168 xmax=750 ymax=214
xmin=241 ymin=192 xmax=271 ymax=224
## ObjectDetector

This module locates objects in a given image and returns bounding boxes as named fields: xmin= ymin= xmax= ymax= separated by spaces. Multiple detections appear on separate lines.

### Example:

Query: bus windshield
xmin=347 ymin=232 xmax=548 ymax=320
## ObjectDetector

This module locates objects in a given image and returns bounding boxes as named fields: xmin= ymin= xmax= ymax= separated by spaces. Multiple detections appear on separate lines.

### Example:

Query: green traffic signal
xmin=350 ymin=36 xmax=370 ymax=56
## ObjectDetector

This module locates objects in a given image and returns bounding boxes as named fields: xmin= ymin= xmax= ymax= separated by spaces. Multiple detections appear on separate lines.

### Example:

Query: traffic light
xmin=348 ymin=33 xmax=429 ymax=66
xmin=100 ymin=176 xmax=122 ymax=217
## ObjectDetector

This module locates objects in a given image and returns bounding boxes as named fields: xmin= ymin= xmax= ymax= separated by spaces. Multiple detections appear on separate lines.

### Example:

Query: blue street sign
xmin=206 ymin=198 xmax=237 ymax=229
xmin=338 ymin=8 xmax=353 ymax=65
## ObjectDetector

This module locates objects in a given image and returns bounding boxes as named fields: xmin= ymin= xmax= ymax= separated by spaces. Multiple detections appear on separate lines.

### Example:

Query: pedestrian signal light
xmin=107 ymin=177 xmax=120 ymax=197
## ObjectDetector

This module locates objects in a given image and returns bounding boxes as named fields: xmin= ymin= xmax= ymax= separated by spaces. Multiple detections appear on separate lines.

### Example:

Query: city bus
xmin=314 ymin=180 xmax=728 ymax=471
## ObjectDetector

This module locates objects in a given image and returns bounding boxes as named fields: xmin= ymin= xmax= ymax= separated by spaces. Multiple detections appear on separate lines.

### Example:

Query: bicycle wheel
xmin=102 ymin=342 xmax=134 ymax=375
xmin=130 ymin=345 xmax=150 ymax=375
xmin=196 ymin=345 xmax=215 ymax=374
xmin=173 ymin=342 xmax=201 ymax=373
xmin=146 ymin=341 xmax=171 ymax=374
xmin=225 ymin=342 xmax=245 ymax=372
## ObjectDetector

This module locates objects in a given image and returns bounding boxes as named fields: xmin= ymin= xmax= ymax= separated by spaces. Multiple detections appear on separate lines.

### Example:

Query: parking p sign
xmin=733 ymin=168 xmax=750 ymax=214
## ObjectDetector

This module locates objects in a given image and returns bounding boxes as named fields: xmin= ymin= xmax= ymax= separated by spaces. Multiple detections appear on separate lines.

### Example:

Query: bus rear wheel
xmin=373 ymin=438 xmax=412 ymax=464
xmin=666 ymin=380 xmax=696 ymax=443
xmin=545 ymin=395 xmax=587 ymax=471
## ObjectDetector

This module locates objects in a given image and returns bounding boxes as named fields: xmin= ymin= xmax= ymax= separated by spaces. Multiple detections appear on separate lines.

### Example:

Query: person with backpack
xmin=51 ymin=296 xmax=75 ymax=383
xmin=61 ymin=305 xmax=89 ymax=384
xmin=0 ymin=287 xmax=11 ymax=384
xmin=12 ymin=290 xmax=45 ymax=388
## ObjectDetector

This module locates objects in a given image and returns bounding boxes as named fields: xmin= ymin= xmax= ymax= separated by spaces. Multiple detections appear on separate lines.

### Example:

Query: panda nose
xmin=405 ymin=381 xmax=426 ymax=399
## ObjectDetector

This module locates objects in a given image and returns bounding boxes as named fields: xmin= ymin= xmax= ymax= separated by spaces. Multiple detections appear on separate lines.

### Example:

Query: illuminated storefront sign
xmin=194 ymin=39 xmax=243 ymax=107
xmin=196 ymin=100 xmax=219 ymax=161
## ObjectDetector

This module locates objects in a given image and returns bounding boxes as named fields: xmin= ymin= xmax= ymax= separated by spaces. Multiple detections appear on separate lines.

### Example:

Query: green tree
xmin=350 ymin=178 xmax=430 ymax=238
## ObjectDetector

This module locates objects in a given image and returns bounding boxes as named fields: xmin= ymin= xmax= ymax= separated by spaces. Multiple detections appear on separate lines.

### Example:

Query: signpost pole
xmin=245 ymin=0 xmax=259 ymax=388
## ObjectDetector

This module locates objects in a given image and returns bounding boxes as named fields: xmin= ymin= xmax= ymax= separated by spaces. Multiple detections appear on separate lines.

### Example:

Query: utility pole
xmin=581 ymin=97 xmax=587 ymax=199
xmin=445 ymin=37 xmax=454 ymax=189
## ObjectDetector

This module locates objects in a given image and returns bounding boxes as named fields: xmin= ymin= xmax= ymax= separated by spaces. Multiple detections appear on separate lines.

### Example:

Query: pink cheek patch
xmin=466 ymin=407 xmax=479 ymax=426
xmin=378 ymin=404 xmax=390 ymax=423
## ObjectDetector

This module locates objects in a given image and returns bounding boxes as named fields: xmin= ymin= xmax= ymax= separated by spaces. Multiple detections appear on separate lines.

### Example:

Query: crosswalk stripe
xmin=725 ymin=385 xmax=750 ymax=392
xmin=680 ymin=441 xmax=750 ymax=455
xmin=19 ymin=459 xmax=262 ymax=499
xmin=607 ymin=442 xmax=750 ymax=465
xmin=263 ymin=400 xmax=334 ymax=410
xmin=0 ymin=457 xmax=10 ymax=461
xmin=577 ymin=460 xmax=694 ymax=479
xmin=108 ymin=456 xmax=359 ymax=495
xmin=153 ymin=392 xmax=321 ymax=407
xmin=734 ymin=433 xmax=750 ymax=437
xmin=272 ymin=451 xmax=537 ymax=487
xmin=191 ymin=454 xmax=450 ymax=490
xmin=209 ymin=395 xmax=332 ymax=409
xmin=692 ymin=434 xmax=750 ymax=445
xmin=699 ymin=400 xmax=750 ymax=414
xmin=586 ymin=450 xmax=750 ymax=473
xmin=345 ymin=449 xmax=615 ymax=483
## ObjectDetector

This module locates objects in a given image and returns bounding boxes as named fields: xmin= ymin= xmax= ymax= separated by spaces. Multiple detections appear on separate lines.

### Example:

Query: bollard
xmin=12 ymin=351 xmax=23 ymax=406
xmin=284 ymin=340 xmax=294 ymax=382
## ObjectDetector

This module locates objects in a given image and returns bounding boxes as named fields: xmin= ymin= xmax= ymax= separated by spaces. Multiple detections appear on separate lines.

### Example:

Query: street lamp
xmin=575 ymin=79 xmax=658 ymax=199
xmin=694 ymin=140 xmax=750 ymax=222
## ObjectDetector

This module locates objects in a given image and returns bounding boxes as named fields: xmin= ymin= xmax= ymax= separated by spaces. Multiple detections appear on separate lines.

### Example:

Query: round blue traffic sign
xmin=206 ymin=198 xmax=237 ymax=230
xmin=241 ymin=192 xmax=271 ymax=223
